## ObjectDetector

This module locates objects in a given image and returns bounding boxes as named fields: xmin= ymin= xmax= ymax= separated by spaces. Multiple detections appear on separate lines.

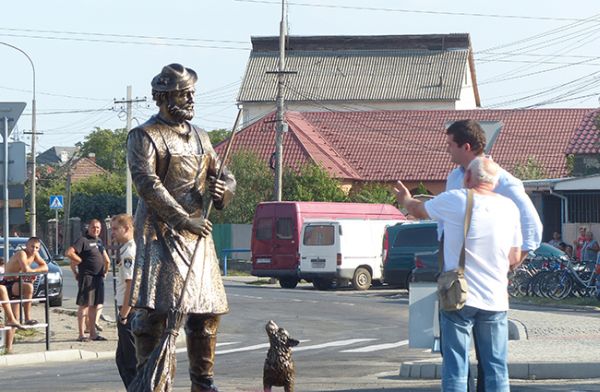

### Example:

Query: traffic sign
xmin=49 ymin=195 xmax=64 ymax=209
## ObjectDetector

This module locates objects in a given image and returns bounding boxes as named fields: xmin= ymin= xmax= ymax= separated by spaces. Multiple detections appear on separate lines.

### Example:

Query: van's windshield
xmin=303 ymin=225 xmax=335 ymax=246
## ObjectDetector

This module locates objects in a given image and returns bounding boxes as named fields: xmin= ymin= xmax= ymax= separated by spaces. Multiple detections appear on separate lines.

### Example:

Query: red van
xmin=251 ymin=201 xmax=405 ymax=288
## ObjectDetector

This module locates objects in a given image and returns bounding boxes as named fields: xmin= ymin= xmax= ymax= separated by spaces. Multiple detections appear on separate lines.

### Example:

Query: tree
xmin=512 ymin=156 xmax=547 ymax=180
xmin=282 ymin=164 xmax=348 ymax=202
xmin=78 ymin=127 xmax=128 ymax=172
xmin=208 ymin=129 xmax=230 ymax=146
xmin=211 ymin=151 xmax=273 ymax=224
xmin=348 ymin=182 xmax=396 ymax=205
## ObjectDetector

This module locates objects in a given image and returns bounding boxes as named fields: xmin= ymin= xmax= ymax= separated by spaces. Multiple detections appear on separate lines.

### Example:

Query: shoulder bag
xmin=437 ymin=189 xmax=474 ymax=312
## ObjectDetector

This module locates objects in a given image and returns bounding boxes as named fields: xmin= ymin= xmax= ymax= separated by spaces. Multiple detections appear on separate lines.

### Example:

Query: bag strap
xmin=458 ymin=189 xmax=474 ymax=272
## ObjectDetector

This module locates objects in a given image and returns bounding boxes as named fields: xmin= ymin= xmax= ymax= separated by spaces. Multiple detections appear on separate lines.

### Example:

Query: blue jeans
xmin=440 ymin=306 xmax=509 ymax=392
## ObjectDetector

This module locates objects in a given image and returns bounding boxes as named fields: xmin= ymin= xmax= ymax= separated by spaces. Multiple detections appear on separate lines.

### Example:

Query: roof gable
xmin=566 ymin=109 xmax=600 ymax=154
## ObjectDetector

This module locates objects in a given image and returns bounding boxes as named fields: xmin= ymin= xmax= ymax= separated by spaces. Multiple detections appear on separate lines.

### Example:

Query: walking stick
xmin=128 ymin=109 xmax=243 ymax=392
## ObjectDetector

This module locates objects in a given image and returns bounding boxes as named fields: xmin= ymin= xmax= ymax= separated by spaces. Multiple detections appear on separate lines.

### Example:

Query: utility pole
xmin=272 ymin=0 xmax=288 ymax=201
xmin=114 ymin=87 xmax=146 ymax=215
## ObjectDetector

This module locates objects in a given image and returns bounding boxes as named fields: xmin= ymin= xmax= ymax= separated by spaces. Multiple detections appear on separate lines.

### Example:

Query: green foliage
xmin=512 ymin=156 xmax=547 ymax=180
xmin=566 ymin=154 xmax=575 ymax=176
xmin=78 ymin=127 xmax=128 ymax=172
xmin=282 ymin=164 xmax=348 ymax=202
xmin=211 ymin=151 xmax=273 ymax=224
xmin=414 ymin=182 xmax=431 ymax=196
xmin=71 ymin=173 xmax=126 ymax=196
xmin=348 ymin=182 xmax=396 ymax=204
xmin=208 ymin=129 xmax=230 ymax=146
xmin=71 ymin=194 xmax=125 ymax=223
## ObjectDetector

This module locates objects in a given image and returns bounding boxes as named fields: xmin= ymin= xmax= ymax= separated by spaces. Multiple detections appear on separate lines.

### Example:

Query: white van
xmin=298 ymin=219 xmax=400 ymax=291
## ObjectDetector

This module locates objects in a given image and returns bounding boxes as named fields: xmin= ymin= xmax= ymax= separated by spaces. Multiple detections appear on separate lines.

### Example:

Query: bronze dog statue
xmin=263 ymin=320 xmax=300 ymax=392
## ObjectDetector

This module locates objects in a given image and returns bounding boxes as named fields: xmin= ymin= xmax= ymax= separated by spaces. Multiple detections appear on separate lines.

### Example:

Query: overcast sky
xmin=2 ymin=0 xmax=599 ymax=154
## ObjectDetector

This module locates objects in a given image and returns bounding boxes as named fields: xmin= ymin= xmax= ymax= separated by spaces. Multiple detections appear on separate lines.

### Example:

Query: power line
xmin=0 ymin=27 xmax=249 ymax=45
xmin=234 ymin=0 xmax=595 ymax=22
xmin=0 ymin=32 xmax=250 ymax=50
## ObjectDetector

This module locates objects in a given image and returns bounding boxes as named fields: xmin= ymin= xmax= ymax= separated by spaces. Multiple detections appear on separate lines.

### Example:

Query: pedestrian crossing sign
xmin=49 ymin=195 xmax=64 ymax=209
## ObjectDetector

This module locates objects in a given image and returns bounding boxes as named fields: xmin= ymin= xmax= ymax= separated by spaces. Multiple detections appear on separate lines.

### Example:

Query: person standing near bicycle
xmin=574 ymin=226 xmax=587 ymax=261
xmin=580 ymin=231 xmax=599 ymax=266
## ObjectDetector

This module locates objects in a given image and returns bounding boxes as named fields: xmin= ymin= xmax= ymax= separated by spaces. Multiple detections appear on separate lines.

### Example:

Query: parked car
xmin=0 ymin=237 xmax=63 ymax=307
xmin=410 ymin=242 xmax=569 ymax=284
xmin=382 ymin=221 xmax=438 ymax=288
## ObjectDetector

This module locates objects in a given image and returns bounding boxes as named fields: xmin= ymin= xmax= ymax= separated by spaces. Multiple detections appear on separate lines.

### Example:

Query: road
xmin=4 ymin=277 xmax=600 ymax=391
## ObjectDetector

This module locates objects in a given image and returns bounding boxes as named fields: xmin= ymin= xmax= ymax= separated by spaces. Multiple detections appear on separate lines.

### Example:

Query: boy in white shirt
xmin=110 ymin=214 xmax=136 ymax=388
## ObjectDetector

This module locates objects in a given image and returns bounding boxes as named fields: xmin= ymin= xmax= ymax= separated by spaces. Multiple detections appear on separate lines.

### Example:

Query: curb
xmin=0 ymin=349 xmax=116 ymax=367
xmin=399 ymin=360 xmax=600 ymax=380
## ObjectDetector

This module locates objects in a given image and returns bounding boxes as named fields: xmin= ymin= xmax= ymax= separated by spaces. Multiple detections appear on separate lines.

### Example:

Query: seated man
xmin=1 ymin=237 xmax=48 ymax=324
xmin=0 ymin=284 xmax=25 ymax=353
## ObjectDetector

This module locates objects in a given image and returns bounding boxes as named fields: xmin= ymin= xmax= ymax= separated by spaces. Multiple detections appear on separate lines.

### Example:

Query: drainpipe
xmin=549 ymin=189 xmax=569 ymax=236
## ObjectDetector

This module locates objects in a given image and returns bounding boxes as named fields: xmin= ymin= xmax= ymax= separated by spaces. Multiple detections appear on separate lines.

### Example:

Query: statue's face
xmin=166 ymin=87 xmax=195 ymax=123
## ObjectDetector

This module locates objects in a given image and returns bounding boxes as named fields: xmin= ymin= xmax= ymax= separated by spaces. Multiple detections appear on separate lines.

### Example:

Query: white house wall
xmin=454 ymin=60 xmax=478 ymax=110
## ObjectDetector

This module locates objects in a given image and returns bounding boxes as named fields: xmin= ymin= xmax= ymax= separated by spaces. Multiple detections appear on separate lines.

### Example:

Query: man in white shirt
xmin=444 ymin=119 xmax=543 ymax=391
xmin=395 ymin=157 xmax=522 ymax=392
xmin=110 ymin=214 xmax=137 ymax=388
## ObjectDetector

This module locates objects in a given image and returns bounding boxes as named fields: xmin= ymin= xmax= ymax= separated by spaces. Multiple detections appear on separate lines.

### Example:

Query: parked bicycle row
xmin=508 ymin=253 xmax=600 ymax=300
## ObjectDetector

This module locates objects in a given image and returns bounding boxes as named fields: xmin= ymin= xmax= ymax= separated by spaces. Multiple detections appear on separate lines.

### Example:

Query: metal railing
xmin=0 ymin=271 xmax=50 ymax=350
xmin=220 ymin=248 xmax=251 ymax=276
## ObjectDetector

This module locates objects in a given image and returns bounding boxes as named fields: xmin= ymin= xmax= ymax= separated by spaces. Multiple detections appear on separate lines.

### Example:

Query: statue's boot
xmin=187 ymin=314 xmax=220 ymax=392
xmin=131 ymin=309 xmax=166 ymax=370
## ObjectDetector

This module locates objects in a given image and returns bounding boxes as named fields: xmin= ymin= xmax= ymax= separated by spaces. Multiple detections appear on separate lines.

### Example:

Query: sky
xmin=1 ymin=0 xmax=600 ymax=156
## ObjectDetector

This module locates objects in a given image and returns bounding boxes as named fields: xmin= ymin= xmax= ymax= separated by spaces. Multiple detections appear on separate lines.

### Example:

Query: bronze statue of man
xmin=127 ymin=63 xmax=235 ymax=392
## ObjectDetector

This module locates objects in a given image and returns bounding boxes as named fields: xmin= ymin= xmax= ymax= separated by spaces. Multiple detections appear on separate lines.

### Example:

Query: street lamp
xmin=0 ymin=42 xmax=37 ymax=236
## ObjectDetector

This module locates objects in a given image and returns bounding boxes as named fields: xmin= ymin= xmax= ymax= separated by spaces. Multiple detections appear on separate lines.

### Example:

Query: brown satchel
xmin=437 ymin=189 xmax=473 ymax=312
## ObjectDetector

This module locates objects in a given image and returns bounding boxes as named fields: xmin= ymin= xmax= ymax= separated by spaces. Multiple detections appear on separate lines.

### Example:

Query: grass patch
xmin=511 ymin=296 xmax=600 ymax=308
xmin=245 ymin=279 xmax=273 ymax=286
xmin=13 ymin=328 xmax=41 ymax=342
xmin=224 ymin=269 xmax=252 ymax=277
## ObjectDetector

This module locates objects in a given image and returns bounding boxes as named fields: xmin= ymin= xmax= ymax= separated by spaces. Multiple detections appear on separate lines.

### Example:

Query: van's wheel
xmin=352 ymin=267 xmax=372 ymax=291
xmin=313 ymin=278 xmax=334 ymax=290
xmin=279 ymin=277 xmax=298 ymax=289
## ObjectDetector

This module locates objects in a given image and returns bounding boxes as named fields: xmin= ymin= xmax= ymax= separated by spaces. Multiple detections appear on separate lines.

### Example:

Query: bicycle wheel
xmin=545 ymin=272 xmax=573 ymax=300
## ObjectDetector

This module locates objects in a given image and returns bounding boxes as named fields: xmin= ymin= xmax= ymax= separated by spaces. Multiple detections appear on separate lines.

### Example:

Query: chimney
xmin=88 ymin=153 xmax=96 ymax=163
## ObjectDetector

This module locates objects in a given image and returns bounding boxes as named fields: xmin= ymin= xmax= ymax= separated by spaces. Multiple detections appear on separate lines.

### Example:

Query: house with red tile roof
xmin=218 ymin=108 xmax=592 ymax=196
xmin=521 ymin=109 xmax=600 ymax=243
xmin=566 ymin=109 xmax=600 ymax=176
xmin=238 ymin=34 xmax=480 ymax=126
xmin=55 ymin=153 xmax=108 ymax=183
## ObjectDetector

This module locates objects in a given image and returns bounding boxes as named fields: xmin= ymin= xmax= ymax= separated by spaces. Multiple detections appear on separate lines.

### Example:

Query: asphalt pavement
xmin=2 ymin=275 xmax=600 ymax=386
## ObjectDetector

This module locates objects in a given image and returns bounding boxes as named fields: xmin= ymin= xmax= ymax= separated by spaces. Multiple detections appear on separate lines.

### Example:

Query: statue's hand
xmin=208 ymin=176 xmax=226 ymax=203
xmin=185 ymin=217 xmax=213 ymax=238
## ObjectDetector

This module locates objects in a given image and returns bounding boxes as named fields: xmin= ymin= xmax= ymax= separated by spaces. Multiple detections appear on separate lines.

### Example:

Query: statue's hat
xmin=151 ymin=63 xmax=198 ymax=92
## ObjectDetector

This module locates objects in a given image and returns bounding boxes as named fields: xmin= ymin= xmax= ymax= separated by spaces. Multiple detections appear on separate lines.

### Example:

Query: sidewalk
xmin=399 ymin=303 xmax=600 ymax=380
xmin=3 ymin=278 xmax=600 ymax=382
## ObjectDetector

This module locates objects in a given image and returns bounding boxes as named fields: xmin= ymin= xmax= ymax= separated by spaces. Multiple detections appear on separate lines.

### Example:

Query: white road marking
xmin=340 ymin=339 xmax=409 ymax=353
xmin=294 ymin=338 xmax=376 ymax=352
xmin=216 ymin=343 xmax=270 ymax=355
xmin=175 ymin=341 xmax=239 ymax=354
